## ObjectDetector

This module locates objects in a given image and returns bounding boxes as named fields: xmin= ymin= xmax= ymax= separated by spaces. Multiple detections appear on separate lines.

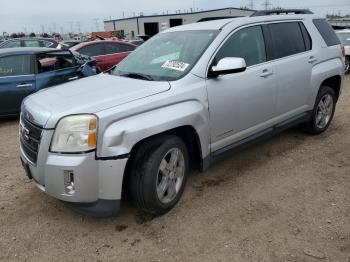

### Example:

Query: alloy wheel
xmin=315 ymin=94 xmax=334 ymax=129
xmin=156 ymin=148 xmax=185 ymax=204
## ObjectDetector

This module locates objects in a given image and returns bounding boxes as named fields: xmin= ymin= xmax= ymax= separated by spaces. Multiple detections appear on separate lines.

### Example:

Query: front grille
xmin=20 ymin=116 xmax=43 ymax=164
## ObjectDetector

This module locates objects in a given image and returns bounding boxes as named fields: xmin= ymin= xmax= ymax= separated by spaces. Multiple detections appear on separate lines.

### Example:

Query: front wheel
xmin=301 ymin=86 xmax=336 ymax=134
xmin=128 ymin=135 xmax=189 ymax=216
xmin=345 ymin=56 xmax=350 ymax=74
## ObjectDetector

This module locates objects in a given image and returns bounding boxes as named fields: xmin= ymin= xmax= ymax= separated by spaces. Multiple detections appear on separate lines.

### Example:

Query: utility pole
xmin=52 ymin=23 xmax=57 ymax=33
xmin=248 ymin=0 xmax=254 ymax=10
xmin=262 ymin=0 xmax=272 ymax=10
xmin=68 ymin=22 xmax=74 ymax=33
xmin=76 ymin=21 xmax=81 ymax=34
xmin=93 ymin=18 xmax=99 ymax=31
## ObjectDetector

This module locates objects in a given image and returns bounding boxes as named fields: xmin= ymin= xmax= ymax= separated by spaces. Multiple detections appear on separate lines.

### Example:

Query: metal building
xmin=104 ymin=7 xmax=254 ymax=39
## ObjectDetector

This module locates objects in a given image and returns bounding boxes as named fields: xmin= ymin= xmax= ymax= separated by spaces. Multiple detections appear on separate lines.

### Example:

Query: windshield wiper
xmin=120 ymin=72 xmax=154 ymax=81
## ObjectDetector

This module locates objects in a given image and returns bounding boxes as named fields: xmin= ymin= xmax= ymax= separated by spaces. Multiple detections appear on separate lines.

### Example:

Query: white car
xmin=336 ymin=29 xmax=350 ymax=73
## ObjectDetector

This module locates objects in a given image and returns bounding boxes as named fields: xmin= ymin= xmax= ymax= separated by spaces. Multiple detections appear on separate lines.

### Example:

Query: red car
xmin=71 ymin=40 xmax=137 ymax=71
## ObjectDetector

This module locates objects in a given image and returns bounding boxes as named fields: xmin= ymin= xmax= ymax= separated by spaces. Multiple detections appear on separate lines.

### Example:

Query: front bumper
xmin=20 ymin=142 xmax=128 ymax=216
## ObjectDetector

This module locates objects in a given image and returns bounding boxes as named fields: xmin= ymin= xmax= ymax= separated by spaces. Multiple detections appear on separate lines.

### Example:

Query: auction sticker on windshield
xmin=162 ymin=60 xmax=190 ymax=72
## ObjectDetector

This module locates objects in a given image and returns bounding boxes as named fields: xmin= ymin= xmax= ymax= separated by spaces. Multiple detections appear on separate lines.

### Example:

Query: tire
xmin=345 ymin=56 xmax=350 ymax=74
xmin=301 ymin=86 xmax=336 ymax=135
xmin=128 ymin=135 xmax=189 ymax=216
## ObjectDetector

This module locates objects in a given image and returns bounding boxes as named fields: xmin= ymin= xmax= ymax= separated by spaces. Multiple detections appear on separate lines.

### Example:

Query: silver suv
xmin=20 ymin=11 xmax=345 ymax=217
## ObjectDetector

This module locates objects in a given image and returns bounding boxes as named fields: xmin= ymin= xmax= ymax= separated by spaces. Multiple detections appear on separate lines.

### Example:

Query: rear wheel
xmin=128 ymin=135 xmax=189 ymax=216
xmin=301 ymin=86 xmax=336 ymax=134
xmin=345 ymin=56 xmax=350 ymax=74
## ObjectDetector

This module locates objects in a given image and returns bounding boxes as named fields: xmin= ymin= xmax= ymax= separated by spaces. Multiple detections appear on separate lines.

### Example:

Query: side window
xmin=2 ymin=40 xmax=21 ymax=48
xmin=37 ymin=53 xmax=76 ymax=73
xmin=215 ymin=25 xmax=266 ymax=67
xmin=79 ymin=44 xmax=105 ymax=56
xmin=299 ymin=22 xmax=312 ymax=51
xmin=104 ymin=43 xmax=121 ymax=54
xmin=268 ymin=22 xmax=306 ymax=59
xmin=119 ymin=44 xmax=135 ymax=52
xmin=0 ymin=55 xmax=32 ymax=76
xmin=42 ymin=41 xmax=54 ymax=47
xmin=24 ymin=40 xmax=40 ymax=47
xmin=313 ymin=19 xmax=340 ymax=46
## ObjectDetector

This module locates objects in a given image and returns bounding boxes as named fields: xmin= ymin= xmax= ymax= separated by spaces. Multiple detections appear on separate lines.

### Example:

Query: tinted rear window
xmin=268 ymin=22 xmax=306 ymax=59
xmin=313 ymin=19 xmax=340 ymax=46
xmin=79 ymin=44 xmax=105 ymax=56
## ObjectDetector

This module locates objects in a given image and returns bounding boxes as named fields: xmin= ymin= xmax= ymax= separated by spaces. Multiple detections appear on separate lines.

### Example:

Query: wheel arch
xmin=121 ymin=125 xmax=204 ymax=200
xmin=320 ymin=75 xmax=342 ymax=101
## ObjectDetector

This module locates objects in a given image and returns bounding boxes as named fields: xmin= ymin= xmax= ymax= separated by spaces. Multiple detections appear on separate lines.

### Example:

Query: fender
xmin=308 ymin=57 xmax=344 ymax=107
xmin=96 ymin=100 xmax=211 ymax=160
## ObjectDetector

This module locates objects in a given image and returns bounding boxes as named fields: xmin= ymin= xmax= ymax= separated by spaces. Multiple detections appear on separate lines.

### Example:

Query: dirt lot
xmin=0 ymin=76 xmax=350 ymax=262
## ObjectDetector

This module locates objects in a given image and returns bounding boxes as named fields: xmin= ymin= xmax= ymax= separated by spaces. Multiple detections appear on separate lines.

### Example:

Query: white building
xmin=104 ymin=7 xmax=254 ymax=39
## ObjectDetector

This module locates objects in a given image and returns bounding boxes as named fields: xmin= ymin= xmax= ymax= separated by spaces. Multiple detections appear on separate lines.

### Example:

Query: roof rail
xmin=251 ymin=9 xmax=313 ymax=17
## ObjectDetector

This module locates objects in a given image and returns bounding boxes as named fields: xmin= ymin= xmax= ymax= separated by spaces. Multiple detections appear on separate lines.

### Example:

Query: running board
xmin=202 ymin=111 xmax=311 ymax=171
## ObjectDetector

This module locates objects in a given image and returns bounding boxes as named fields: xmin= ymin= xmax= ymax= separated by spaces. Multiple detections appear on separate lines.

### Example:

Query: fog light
xmin=64 ymin=171 xmax=75 ymax=195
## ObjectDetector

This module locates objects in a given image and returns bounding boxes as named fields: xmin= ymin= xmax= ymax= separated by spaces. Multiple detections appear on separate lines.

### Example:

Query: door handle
xmin=260 ymin=69 xmax=273 ymax=78
xmin=68 ymin=76 xmax=79 ymax=81
xmin=308 ymin=56 xmax=317 ymax=64
xmin=16 ymin=83 xmax=33 ymax=88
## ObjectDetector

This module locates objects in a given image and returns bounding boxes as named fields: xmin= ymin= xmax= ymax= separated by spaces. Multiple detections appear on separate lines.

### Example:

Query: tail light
xmin=341 ymin=44 xmax=346 ymax=57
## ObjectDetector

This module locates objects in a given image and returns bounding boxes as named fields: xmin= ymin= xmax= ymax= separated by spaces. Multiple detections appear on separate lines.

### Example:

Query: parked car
xmin=0 ymin=48 xmax=97 ymax=117
xmin=20 ymin=11 xmax=344 ymax=217
xmin=71 ymin=40 xmax=137 ymax=71
xmin=336 ymin=29 xmax=350 ymax=74
xmin=0 ymin=38 xmax=62 ymax=49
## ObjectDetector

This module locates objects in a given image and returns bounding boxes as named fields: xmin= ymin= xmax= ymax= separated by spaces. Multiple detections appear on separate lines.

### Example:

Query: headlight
xmin=50 ymin=115 xmax=97 ymax=153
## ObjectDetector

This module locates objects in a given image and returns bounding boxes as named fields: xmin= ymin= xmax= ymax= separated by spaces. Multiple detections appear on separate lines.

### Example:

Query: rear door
xmin=0 ymin=55 xmax=36 ymax=116
xmin=265 ymin=21 xmax=313 ymax=119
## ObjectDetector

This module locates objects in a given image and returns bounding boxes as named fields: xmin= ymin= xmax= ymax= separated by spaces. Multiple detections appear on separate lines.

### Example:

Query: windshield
xmin=113 ymin=30 xmax=218 ymax=81
xmin=337 ymin=32 xmax=350 ymax=46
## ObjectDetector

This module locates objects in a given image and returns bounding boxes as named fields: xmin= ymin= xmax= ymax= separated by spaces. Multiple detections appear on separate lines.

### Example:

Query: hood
xmin=23 ymin=73 xmax=170 ymax=128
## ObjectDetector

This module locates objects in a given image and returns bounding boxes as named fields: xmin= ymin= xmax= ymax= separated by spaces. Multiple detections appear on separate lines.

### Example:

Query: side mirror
xmin=210 ymin=57 xmax=247 ymax=77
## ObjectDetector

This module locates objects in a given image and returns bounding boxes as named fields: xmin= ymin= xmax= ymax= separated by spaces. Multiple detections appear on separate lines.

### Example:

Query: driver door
xmin=206 ymin=25 xmax=277 ymax=152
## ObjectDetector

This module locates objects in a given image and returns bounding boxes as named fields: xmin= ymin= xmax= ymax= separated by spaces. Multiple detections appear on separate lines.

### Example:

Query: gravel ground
xmin=0 ymin=76 xmax=349 ymax=262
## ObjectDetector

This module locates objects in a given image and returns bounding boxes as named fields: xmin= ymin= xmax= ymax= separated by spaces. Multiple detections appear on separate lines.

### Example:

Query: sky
xmin=1 ymin=0 xmax=350 ymax=34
